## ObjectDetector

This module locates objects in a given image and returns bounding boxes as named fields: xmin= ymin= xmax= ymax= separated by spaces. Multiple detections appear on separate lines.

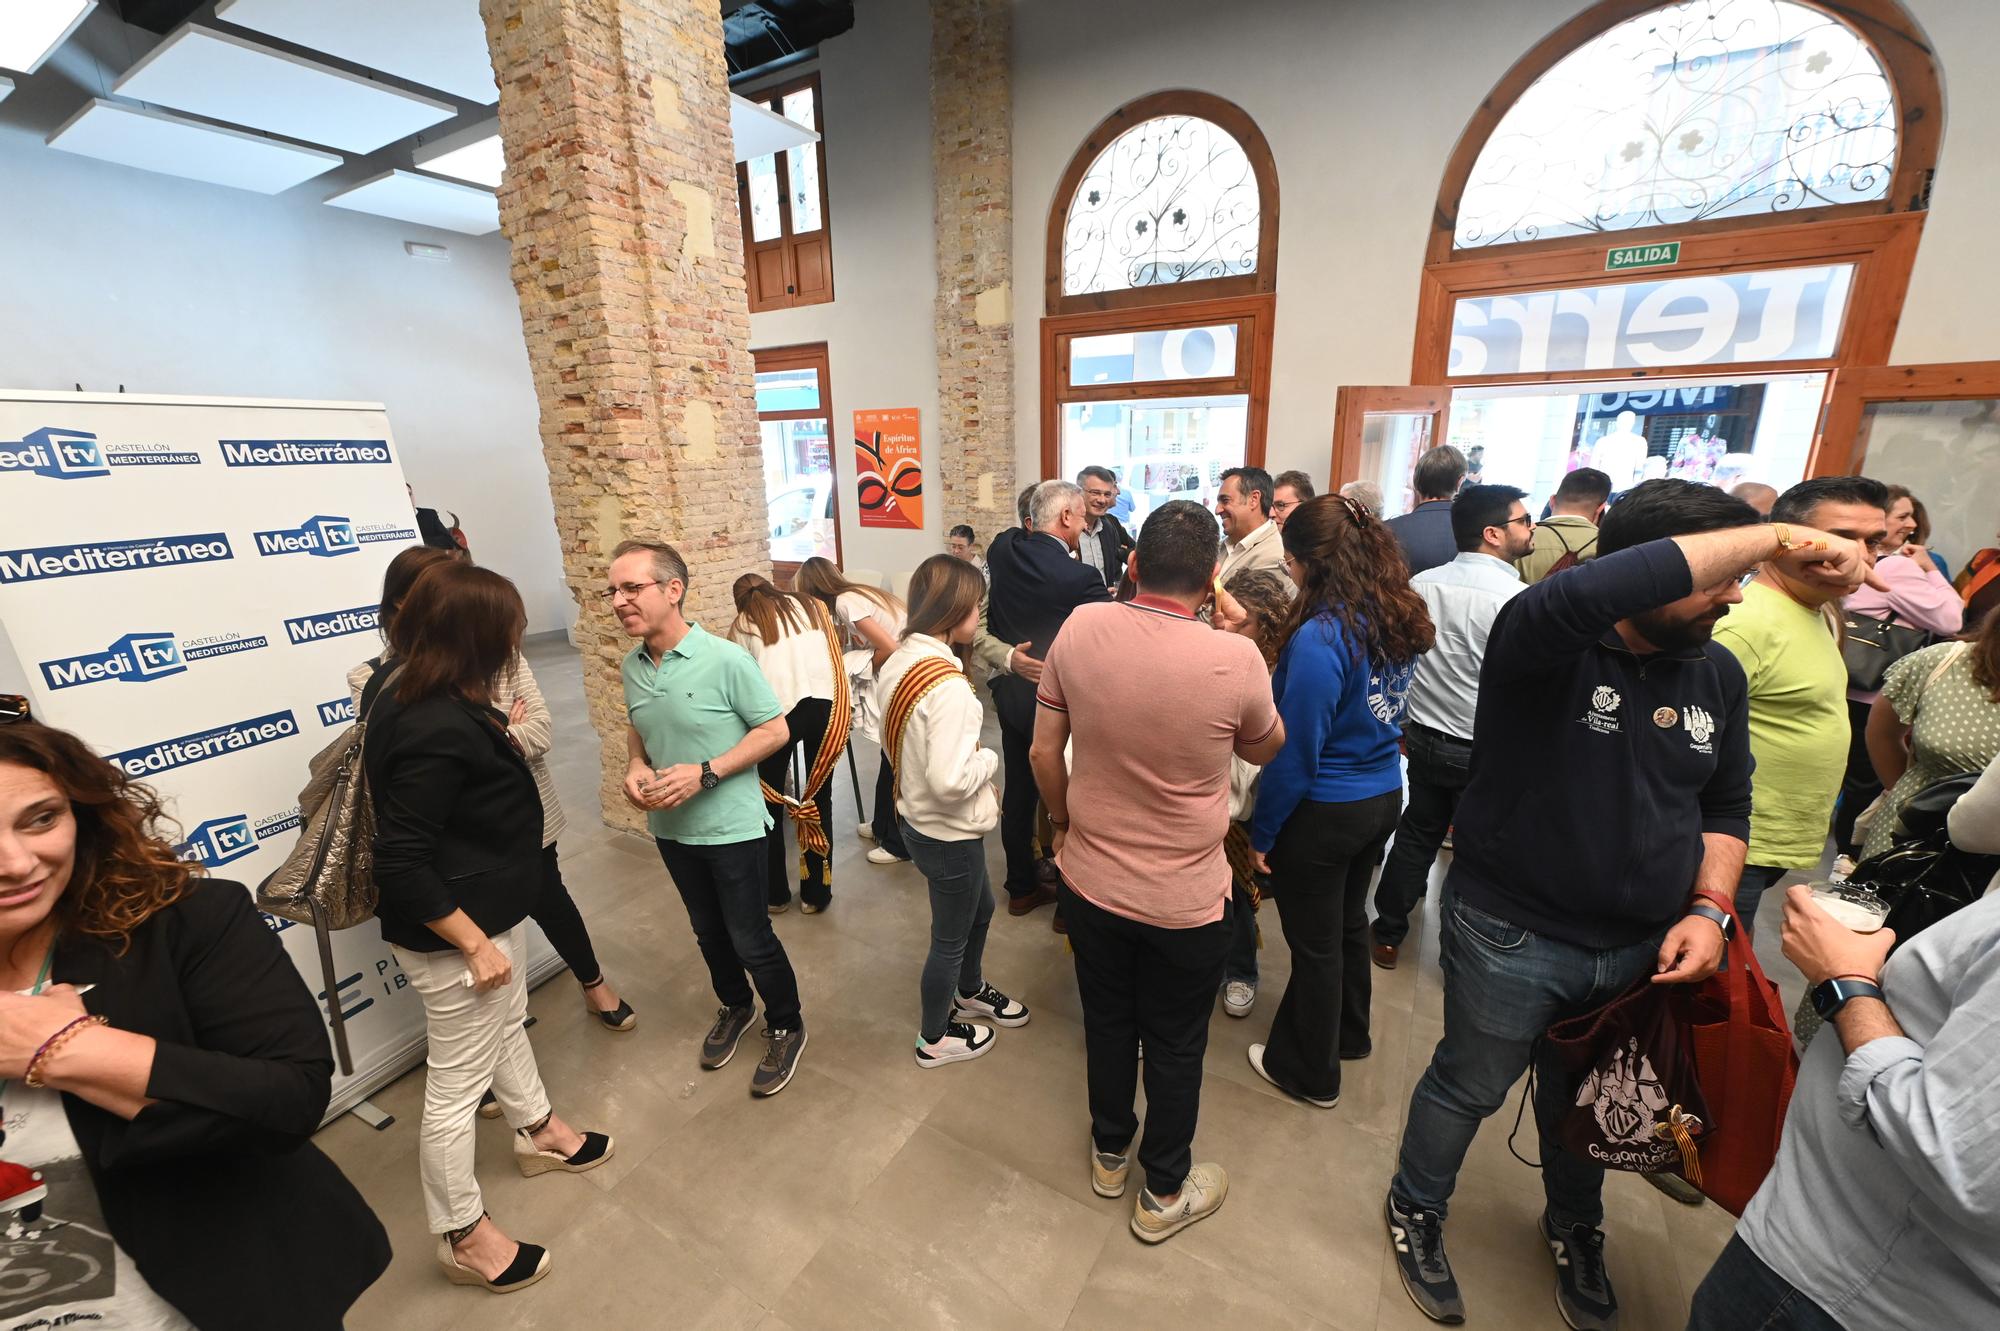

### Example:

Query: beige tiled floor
xmin=323 ymin=634 xmax=1758 ymax=1330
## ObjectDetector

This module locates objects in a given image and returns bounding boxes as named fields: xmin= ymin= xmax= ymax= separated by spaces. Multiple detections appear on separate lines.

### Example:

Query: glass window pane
xmin=1069 ymin=323 xmax=1239 ymax=387
xmin=1855 ymin=399 xmax=2000 ymax=577
xmin=1456 ymin=0 xmax=1895 ymax=248
xmin=762 ymin=416 xmax=836 ymax=564
xmin=1063 ymin=115 xmax=1259 ymax=296
xmin=1358 ymin=413 xmax=1435 ymax=519
xmin=754 ymin=366 xmax=821 ymax=414
xmin=746 ymin=152 xmax=781 ymax=243
xmin=1449 ymin=265 xmax=1852 ymax=376
xmin=781 ymin=89 xmax=823 ymax=235
xmin=1059 ymin=394 xmax=1248 ymax=532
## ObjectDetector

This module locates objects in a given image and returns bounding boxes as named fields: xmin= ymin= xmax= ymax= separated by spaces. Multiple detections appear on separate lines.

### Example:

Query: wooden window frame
xmin=1042 ymin=92 xmax=1279 ymax=477
xmin=1815 ymin=361 xmax=2000 ymax=476
xmin=752 ymin=341 xmax=841 ymax=584
xmin=1412 ymin=0 xmax=1942 ymax=398
xmin=738 ymin=73 xmax=835 ymax=313
xmin=1327 ymin=386 xmax=1451 ymax=491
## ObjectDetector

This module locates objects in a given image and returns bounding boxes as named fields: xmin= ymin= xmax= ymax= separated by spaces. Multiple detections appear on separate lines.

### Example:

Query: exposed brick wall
xmin=930 ymin=0 xmax=1017 ymax=540
xmin=482 ymin=0 xmax=769 ymax=829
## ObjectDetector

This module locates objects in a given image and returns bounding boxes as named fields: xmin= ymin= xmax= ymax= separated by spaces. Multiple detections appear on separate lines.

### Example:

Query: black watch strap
xmin=1812 ymin=977 xmax=1885 ymax=1020
xmin=1687 ymin=901 xmax=1735 ymax=940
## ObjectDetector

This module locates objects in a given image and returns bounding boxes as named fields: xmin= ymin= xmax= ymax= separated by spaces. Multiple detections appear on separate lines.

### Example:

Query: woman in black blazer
xmin=0 ymin=704 xmax=387 ymax=1330
xmin=362 ymin=560 xmax=610 ymax=1294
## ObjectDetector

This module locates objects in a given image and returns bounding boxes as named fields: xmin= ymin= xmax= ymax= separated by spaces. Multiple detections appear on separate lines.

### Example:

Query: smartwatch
xmin=1687 ymin=901 xmax=1735 ymax=940
xmin=1811 ymin=976 xmax=1885 ymax=1021
xmin=699 ymin=760 xmax=719 ymax=791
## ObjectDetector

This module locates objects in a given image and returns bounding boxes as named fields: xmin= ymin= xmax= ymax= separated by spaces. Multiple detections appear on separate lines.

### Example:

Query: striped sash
xmin=758 ymin=596 xmax=852 ymax=857
xmin=882 ymin=654 xmax=969 ymax=803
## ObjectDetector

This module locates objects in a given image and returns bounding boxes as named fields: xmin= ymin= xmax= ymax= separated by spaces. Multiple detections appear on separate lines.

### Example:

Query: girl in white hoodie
xmin=875 ymin=555 xmax=1030 ymax=1066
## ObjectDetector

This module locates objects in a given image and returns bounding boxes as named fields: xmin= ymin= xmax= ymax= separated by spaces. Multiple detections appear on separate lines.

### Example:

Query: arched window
xmin=1041 ymin=92 xmax=1279 ymax=513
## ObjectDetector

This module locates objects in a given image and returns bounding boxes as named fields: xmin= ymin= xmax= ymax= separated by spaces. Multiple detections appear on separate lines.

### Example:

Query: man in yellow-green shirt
xmin=1712 ymin=477 xmax=1891 ymax=937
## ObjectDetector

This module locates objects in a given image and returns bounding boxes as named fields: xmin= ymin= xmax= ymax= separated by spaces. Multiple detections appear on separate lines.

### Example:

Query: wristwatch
xmin=1687 ymin=901 xmax=1735 ymax=940
xmin=699 ymin=760 xmax=719 ymax=791
xmin=1811 ymin=976 xmax=1885 ymax=1020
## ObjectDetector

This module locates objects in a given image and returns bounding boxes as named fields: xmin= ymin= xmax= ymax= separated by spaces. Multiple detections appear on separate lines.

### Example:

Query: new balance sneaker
xmin=1222 ymin=979 xmax=1256 ymax=1018
xmin=1541 ymin=1211 xmax=1619 ymax=1330
xmin=866 ymin=846 xmax=906 ymax=865
xmin=1247 ymin=1042 xmax=1337 ymax=1108
xmin=1130 ymin=1163 xmax=1228 ymax=1244
xmin=1386 ymin=1192 xmax=1465 ymax=1324
xmin=700 ymin=1004 xmax=758 ymax=1070
xmin=1830 ymin=853 xmax=1857 ymax=883
xmin=954 ymin=982 xmax=1030 ymax=1028
xmin=1090 ymin=1144 xmax=1130 ymax=1198
xmin=750 ymin=1026 xmax=808 ymax=1097
xmin=914 ymin=1020 xmax=995 ymax=1069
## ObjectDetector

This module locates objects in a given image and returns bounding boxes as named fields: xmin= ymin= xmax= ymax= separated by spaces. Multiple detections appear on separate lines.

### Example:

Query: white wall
xmin=0 ymin=24 xmax=569 ymax=633
xmin=746 ymin=0 xmax=945 ymax=579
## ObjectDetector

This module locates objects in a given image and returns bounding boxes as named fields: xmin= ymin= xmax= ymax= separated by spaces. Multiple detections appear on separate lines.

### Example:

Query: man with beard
xmin=1383 ymin=479 xmax=1877 ymax=1330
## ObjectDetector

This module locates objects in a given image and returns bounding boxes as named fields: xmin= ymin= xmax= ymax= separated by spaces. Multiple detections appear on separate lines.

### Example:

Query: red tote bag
xmin=1680 ymin=926 xmax=1799 ymax=1215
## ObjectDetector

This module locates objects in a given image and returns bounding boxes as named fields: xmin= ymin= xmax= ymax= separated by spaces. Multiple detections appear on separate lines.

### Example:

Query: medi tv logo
xmin=107 ymin=709 xmax=299 ymax=777
xmin=283 ymin=603 xmax=380 ymax=644
xmin=0 ymin=426 xmax=201 ymax=479
xmin=254 ymin=514 xmax=418 ymax=558
xmin=219 ymin=438 xmax=393 ymax=468
xmin=38 ymin=629 xmax=272 ymax=692
xmin=175 ymin=808 xmax=303 ymax=867
xmin=0 ymin=532 xmax=233 ymax=585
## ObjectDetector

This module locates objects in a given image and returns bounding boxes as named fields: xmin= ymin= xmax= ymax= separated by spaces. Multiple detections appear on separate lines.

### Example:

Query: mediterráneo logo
xmin=38 ymin=629 xmax=271 ymax=691
xmin=108 ymin=709 xmax=299 ymax=776
xmin=317 ymin=696 xmax=356 ymax=727
xmin=284 ymin=603 xmax=380 ymax=644
xmin=255 ymin=514 xmax=358 ymax=558
xmin=0 ymin=532 xmax=233 ymax=584
xmin=219 ymin=438 xmax=393 ymax=467
xmin=176 ymin=807 xmax=304 ymax=867
xmin=0 ymin=426 xmax=201 ymax=479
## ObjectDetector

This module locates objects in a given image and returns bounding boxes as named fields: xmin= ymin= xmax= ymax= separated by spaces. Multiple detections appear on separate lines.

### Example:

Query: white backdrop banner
xmin=0 ymin=390 xmax=552 ymax=1119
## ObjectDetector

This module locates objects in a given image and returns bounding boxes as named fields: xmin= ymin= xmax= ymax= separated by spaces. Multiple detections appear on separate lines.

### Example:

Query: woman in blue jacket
xmin=1248 ymin=494 xmax=1434 ymax=1108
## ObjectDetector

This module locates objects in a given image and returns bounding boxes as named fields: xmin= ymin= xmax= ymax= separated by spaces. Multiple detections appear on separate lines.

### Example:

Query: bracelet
xmin=1828 ymin=972 xmax=1882 ymax=987
xmin=25 ymin=1014 xmax=108 ymax=1089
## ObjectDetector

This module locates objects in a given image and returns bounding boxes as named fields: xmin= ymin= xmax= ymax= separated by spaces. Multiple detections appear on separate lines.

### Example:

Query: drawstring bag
xmin=1542 ymin=981 xmax=1714 ymax=1188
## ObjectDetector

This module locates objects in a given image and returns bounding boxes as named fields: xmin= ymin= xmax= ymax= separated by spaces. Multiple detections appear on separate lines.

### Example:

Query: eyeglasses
xmin=0 ymin=694 xmax=30 ymax=725
xmin=599 ymin=580 xmax=662 ymax=602
xmin=1502 ymin=514 xmax=1536 ymax=529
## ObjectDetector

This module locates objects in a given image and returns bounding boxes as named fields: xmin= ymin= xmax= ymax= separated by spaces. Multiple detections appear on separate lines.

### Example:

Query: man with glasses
xmin=1272 ymin=470 xmax=1316 ymax=528
xmin=1370 ymin=485 xmax=1534 ymax=971
xmin=1075 ymin=466 xmax=1133 ymax=590
xmin=608 ymin=539 xmax=808 ymax=1097
xmin=1385 ymin=480 xmax=1877 ymax=1329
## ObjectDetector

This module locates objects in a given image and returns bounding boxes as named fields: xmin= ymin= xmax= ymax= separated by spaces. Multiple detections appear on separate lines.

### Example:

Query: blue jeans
xmin=1687 ymin=1236 xmax=1842 ymax=1331
xmin=900 ymin=820 xmax=995 ymax=1042
xmin=1391 ymin=889 xmax=1664 ymax=1227
xmin=656 ymin=837 xmax=803 ymax=1029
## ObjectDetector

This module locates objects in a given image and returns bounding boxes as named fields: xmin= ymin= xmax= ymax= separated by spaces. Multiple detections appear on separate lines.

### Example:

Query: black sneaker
xmin=954 ymin=983 xmax=1030 ymax=1028
xmin=1541 ymin=1211 xmax=1618 ymax=1330
xmin=750 ymin=1026 xmax=807 ymax=1097
xmin=700 ymin=1005 xmax=757 ymax=1070
xmin=1386 ymin=1192 xmax=1465 ymax=1324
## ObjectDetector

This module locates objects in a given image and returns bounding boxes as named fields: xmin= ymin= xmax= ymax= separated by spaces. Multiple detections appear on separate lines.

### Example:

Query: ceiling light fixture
xmin=412 ymin=119 xmax=503 ymax=189
xmin=0 ymin=1 xmax=96 ymax=75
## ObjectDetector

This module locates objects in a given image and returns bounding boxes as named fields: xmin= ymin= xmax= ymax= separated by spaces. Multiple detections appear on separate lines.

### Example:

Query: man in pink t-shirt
xmin=1030 ymin=500 xmax=1284 ymax=1245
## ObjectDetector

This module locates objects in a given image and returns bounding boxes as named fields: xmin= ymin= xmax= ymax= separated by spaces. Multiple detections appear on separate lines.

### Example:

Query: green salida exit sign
xmin=1606 ymin=242 xmax=1681 ymax=272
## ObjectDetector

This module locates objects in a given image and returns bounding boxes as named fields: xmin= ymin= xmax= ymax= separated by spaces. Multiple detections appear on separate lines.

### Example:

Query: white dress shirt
xmin=1406 ymin=551 xmax=1525 ymax=740
xmin=873 ymin=633 xmax=999 ymax=840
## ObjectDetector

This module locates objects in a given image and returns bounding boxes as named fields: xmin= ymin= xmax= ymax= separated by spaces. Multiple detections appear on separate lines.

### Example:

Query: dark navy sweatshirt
xmin=1448 ymin=538 xmax=1754 ymax=949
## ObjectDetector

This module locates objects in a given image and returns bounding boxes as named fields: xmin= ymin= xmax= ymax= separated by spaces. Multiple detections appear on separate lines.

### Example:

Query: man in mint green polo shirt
xmin=610 ymin=539 xmax=806 ymax=1097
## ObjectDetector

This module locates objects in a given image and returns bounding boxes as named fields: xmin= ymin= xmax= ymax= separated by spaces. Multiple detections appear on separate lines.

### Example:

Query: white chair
xmin=888 ymin=569 xmax=916 ymax=602
xmin=844 ymin=567 xmax=886 ymax=591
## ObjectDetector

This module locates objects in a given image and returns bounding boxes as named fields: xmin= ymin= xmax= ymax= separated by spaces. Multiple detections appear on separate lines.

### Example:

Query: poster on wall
xmin=0 ymin=390 xmax=555 ymax=1122
xmin=853 ymin=407 xmax=924 ymax=529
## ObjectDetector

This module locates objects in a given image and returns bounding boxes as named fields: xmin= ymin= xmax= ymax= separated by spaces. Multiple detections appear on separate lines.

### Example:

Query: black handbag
xmin=1849 ymin=772 xmax=2000 ymax=949
xmin=1841 ymin=609 xmax=1931 ymax=692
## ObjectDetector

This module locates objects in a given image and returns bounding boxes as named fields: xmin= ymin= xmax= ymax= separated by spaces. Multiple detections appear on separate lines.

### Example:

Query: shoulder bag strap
xmin=882 ymin=655 xmax=969 ymax=804
xmin=1923 ymin=641 xmax=1969 ymax=697
xmin=757 ymin=596 xmax=853 ymax=857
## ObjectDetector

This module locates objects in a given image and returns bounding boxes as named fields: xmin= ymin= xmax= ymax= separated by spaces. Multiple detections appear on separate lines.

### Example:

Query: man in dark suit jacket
xmin=987 ymin=479 xmax=1110 ymax=912
xmin=1076 ymin=465 xmax=1135 ymax=590
xmin=1385 ymin=444 xmax=1468 ymax=577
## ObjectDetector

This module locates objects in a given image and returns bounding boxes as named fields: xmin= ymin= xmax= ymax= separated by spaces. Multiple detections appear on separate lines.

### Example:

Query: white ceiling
xmin=114 ymin=25 xmax=456 ymax=155
xmin=324 ymin=168 xmax=499 ymax=235
xmin=47 ymin=97 xmax=342 ymax=193
xmin=0 ymin=1 xmax=95 ymax=76
xmin=214 ymin=0 xmax=499 ymax=106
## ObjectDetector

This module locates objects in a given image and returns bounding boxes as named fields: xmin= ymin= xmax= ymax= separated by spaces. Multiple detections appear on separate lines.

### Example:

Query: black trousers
xmin=1061 ymin=881 xmax=1229 ymax=1197
xmin=990 ymin=674 xmax=1041 ymax=898
xmin=1372 ymin=723 xmax=1470 ymax=948
xmin=1263 ymin=790 xmax=1401 ymax=1100
xmin=1831 ymin=697 xmax=1879 ymax=858
xmin=757 ymin=697 xmax=836 ymax=909
xmin=531 ymin=842 xmax=602 ymax=985
xmin=869 ymin=751 xmax=909 ymax=858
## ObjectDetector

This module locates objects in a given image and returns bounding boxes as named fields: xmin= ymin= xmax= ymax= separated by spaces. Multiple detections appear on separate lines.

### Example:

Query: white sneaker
xmin=866 ymin=846 xmax=905 ymax=865
xmin=1830 ymin=854 xmax=1857 ymax=883
xmin=914 ymin=1020 xmax=995 ymax=1068
xmin=1222 ymin=980 xmax=1256 ymax=1018
xmin=1248 ymin=1043 xmax=1337 ymax=1108
xmin=856 ymin=822 xmax=877 ymax=842
xmin=1131 ymin=1163 xmax=1228 ymax=1243
xmin=954 ymin=983 xmax=1030 ymax=1028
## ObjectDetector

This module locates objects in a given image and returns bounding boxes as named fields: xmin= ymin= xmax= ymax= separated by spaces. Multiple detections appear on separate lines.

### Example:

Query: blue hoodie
xmin=1250 ymin=613 xmax=1414 ymax=852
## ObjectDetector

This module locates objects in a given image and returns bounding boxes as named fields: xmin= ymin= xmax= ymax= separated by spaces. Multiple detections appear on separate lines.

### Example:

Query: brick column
xmin=482 ymin=0 xmax=768 ymax=828
xmin=930 ymin=0 xmax=1016 ymax=541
